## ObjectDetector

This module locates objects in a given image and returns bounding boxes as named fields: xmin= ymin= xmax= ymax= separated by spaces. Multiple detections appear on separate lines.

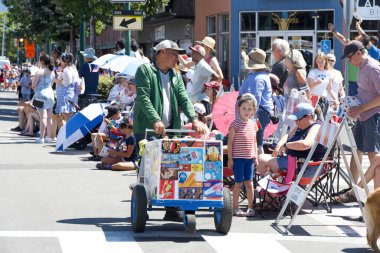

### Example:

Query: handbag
xmin=32 ymin=99 xmax=44 ymax=108
xmin=259 ymin=105 xmax=279 ymax=124
xmin=74 ymin=77 xmax=86 ymax=95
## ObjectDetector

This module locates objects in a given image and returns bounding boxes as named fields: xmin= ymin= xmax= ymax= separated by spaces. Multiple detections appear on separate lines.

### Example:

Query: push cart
xmin=131 ymin=130 xmax=233 ymax=233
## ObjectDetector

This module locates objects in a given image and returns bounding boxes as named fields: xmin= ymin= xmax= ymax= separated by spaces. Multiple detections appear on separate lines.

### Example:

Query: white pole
xmin=1 ymin=14 xmax=5 ymax=56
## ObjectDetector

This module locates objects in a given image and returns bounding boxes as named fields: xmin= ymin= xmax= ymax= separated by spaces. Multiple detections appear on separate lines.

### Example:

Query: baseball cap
xmin=288 ymin=103 xmax=314 ymax=121
xmin=189 ymin=45 xmax=206 ymax=57
xmin=153 ymin=40 xmax=185 ymax=54
xmin=341 ymin=40 xmax=365 ymax=59
xmin=193 ymin=103 xmax=206 ymax=115
xmin=105 ymin=104 xmax=121 ymax=118
xmin=204 ymin=81 xmax=220 ymax=91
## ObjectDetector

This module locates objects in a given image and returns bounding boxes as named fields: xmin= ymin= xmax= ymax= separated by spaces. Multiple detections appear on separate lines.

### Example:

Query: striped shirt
xmin=230 ymin=119 xmax=258 ymax=159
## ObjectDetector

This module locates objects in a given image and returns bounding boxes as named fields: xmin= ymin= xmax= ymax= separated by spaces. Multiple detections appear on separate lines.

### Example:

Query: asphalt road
xmin=0 ymin=90 xmax=375 ymax=253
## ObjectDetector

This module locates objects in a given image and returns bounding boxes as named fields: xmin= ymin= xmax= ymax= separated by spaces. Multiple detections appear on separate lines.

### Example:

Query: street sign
xmin=109 ymin=0 xmax=145 ymax=3
xmin=113 ymin=15 xmax=143 ymax=31
xmin=320 ymin=40 xmax=331 ymax=54
xmin=354 ymin=0 xmax=380 ymax=20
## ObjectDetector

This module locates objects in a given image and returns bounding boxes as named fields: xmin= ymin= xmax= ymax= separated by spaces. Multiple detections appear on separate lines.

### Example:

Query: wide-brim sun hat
xmin=241 ymin=48 xmax=269 ymax=70
xmin=196 ymin=36 xmax=217 ymax=53
xmin=80 ymin=48 xmax=97 ymax=59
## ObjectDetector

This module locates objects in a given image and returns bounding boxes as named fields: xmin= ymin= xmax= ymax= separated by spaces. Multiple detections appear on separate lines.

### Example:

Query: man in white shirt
xmin=188 ymin=45 xmax=220 ymax=103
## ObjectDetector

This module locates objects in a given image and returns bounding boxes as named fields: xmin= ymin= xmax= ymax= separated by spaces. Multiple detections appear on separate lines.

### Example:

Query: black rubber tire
xmin=184 ymin=214 xmax=196 ymax=233
xmin=73 ymin=138 xmax=88 ymax=150
xmin=131 ymin=185 xmax=147 ymax=233
xmin=214 ymin=187 xmax=233 ymax=234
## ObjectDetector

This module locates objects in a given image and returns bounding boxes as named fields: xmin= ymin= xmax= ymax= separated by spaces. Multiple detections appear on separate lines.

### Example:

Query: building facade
xmin=194 ymin=0 xmax=230 ymax=79
xmin=229 ymin=0 xmax=380 ymax=87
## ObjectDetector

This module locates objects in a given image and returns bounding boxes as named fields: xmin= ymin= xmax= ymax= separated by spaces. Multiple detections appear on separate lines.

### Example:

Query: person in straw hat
xmin=239 ymin=48 xmax=273 ymax=154
xmin=196 ymin=36 xmax=224 ymax=82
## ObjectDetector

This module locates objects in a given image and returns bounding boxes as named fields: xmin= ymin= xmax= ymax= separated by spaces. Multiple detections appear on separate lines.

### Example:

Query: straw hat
xmin=196 ymin=36 xmax=216 ymax=53
xmin=241 ymin=48 xmax=269 ymax=70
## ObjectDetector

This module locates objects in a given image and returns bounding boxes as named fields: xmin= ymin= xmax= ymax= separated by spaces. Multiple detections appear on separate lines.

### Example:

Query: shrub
xmin=98 ymin=74 xmax=115 ymax=100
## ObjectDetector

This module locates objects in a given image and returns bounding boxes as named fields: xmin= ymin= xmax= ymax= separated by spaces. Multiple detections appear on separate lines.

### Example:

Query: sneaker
xmin=96 ymin=163 xmax=112 ymax=170
xmin=88 ymin=155 xmax=102 ymax=161
xmin=245 ymin=208 xmax=255 ymax=217
xmin=35 ymin=138 xmax=44 ymax=144
xmin=45 ymin=137 xmax=53 ymax=143
xmin=233 ymin=208 xmax=246 ymax=217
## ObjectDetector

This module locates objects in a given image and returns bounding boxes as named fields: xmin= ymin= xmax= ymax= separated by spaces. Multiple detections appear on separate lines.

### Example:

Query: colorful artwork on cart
xmin=203 ymin=180 xmax=223 ymax=199
xmin=204 ymin=162 xmax=223 ymax=181
xmin=159 ymin=180 xmax=175 ymax=199
xmin=180 ymin=140 xmax=205 ymax=148
xmin=205 ymin=142 xmax=222 ymax=162
xmin=162 ymin=140 xmax=181 ymax=154
xmin=161 ymin=162 xmax=179 ymax=180
xmin=179 ymin=187 xmax=203 ymax=199
xmin=179 ymin=148 xmax=203 ymax=164
xmin=178 ymin=172 xmax=203 ymax=187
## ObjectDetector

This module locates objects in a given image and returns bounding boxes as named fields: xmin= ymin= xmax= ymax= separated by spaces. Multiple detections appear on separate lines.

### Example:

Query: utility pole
xmin=2 ymin=14 xmax=6 ymax=56
xmin=124 ymin=3 xmax=131 ymax=56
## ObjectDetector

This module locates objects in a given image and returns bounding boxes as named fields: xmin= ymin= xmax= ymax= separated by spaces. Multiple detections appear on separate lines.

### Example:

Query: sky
xmin=0 ymin=0 xmax=7 ymax=13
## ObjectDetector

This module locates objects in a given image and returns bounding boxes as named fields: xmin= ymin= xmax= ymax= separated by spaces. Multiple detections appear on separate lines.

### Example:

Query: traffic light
xmin=18 ymin=38 xmax=24 ymax=48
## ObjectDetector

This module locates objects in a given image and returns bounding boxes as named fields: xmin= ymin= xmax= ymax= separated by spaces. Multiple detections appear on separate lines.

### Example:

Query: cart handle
xmin=145 ymin=128 xmax=195 ymax=139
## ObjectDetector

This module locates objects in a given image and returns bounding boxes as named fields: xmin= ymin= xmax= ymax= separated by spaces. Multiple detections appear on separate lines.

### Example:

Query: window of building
xmin=317 ymin=11 xmax=334 ymax=30
xmin=258 ymin=11 xmax=315 ymax=31
xmin=219 ymin=13 xmax=229 ymax=79
xmin=241 ymin=12 xmax=256 ymax=31
xmin=207 ymin=16 xmax=216 ymax=40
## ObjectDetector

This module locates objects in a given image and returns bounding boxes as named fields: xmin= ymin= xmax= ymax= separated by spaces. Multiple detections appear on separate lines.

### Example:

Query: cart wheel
xmin=184 ymin=213 xmax=196 ymax=233
xmin=131 ymin=185 xmax=147 ymax=233
xmin=214 ymin=187 xmax=233 ymax=234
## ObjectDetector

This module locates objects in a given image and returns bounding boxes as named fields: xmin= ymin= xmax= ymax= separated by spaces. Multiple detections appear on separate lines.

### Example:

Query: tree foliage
xmin=3 ymin=0 xmax=170 ymax=51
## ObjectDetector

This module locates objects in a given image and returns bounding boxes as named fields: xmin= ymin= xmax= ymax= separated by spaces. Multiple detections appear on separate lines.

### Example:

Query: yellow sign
xmin=113 ymin=15 xmax=143 ymax=31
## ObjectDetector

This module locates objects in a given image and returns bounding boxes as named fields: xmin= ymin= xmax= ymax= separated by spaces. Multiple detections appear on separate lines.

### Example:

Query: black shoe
xmin=96 ymin=163 xmax=112 ymax=170
xmin=88 ymin=155 xmax=102 ymax=161
xmin=11 ymin=126 xmax=22 ymax=132
xmin=89 ymin=151 xmax=94 ymax=156
xmin=163 ymin=210 xmax=183 ymax=222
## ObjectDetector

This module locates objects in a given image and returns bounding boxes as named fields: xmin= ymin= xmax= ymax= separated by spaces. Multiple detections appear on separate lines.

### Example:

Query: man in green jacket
xmin=134 ymin=40 xmax=204 ymax=221
xmin=134 ymin=40 xmax=203 ymax=138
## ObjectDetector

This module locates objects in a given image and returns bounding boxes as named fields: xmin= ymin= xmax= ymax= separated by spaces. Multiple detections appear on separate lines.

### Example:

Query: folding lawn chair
xmin=274 ymin=111 xmax=370 ymax=235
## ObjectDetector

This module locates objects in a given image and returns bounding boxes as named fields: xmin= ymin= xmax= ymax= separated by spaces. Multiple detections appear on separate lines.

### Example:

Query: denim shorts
xmin=352 ymin=113 xmax=380 ymax=153
xmin=233 ymin=158 xmax=254 ymax=183
xmin=257 ymin=108 xmax=271 ymax=147
xmin=276 ymin=156 xmax=322 ymax=178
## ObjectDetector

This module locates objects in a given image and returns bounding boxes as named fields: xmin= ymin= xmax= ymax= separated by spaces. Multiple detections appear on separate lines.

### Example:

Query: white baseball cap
xmin=153 ymin=40 xmax=185 ymax=53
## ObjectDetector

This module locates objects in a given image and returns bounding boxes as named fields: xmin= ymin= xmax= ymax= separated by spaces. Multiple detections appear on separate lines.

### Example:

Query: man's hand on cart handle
xmin=153 ymin=121 xmax=166 ymax=136
xmin=192 ymin=119 xmax=206 ymax=134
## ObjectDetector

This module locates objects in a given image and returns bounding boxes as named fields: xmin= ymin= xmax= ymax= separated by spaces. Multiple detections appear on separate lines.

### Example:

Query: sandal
xmin=233 ymin=208 xmax=246 ymax=217
xmin=335 ymin=191 xmax=357 ymax=203
xmin=245 ymin=208 xmax=255 ymax=217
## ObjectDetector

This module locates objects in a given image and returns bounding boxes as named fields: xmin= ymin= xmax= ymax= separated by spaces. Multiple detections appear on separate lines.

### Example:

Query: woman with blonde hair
xmin=283 ymin=49 xmax=310 ymax=102
xmin=307 ymin=52 xmax=338 ymax=119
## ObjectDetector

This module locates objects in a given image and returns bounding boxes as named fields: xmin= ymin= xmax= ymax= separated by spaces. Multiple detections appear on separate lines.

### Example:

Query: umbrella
xmin=92 ymin=54 xmax=120 ymax=67
xmin=102 ymin=55 xmax=143 ymax=77
xmin=55 ymin=103 xmax=108 ymax=151
xmin=264 ymin=121 xmax=278 ymax=140
xmin=212 ymin=91 xmax=239 ymax=136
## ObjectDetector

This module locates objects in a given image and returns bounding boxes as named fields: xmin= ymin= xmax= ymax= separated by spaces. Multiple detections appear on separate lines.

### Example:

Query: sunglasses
xmin=327 ymin=59 xmax=335 ymax=62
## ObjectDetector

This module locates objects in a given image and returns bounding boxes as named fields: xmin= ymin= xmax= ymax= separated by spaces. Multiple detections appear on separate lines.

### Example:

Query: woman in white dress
xmin=326 ymin=53 xmax=346 ymax=103
xmin=307 ymin=52 xmax=338 ymax=119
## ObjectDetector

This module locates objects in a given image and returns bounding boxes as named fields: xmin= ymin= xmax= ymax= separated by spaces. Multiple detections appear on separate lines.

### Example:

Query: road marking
xmin=0 ymin=231 xmax=144 ymax=253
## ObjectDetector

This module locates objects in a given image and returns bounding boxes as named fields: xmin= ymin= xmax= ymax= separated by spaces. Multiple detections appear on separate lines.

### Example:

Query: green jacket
xmin=133 ymin=63 xmax=197 ymax=135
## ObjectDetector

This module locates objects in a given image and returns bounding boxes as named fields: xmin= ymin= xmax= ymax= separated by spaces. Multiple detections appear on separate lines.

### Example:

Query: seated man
xmin=257 ymin=103 xmax=327 ymax=179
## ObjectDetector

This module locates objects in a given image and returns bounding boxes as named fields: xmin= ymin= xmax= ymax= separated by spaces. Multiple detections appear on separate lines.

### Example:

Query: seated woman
xmin=257 ymin=103 xmax=327 ymax=179
xmin=97 ymin=121 xmax=139 ymax=171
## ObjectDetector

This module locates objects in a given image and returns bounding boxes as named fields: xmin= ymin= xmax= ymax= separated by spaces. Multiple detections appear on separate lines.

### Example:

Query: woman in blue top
xmin=240 ymin=48 xmax=273 ymax=154
xmin=31 ymin=55 xmax=55 ymax=144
